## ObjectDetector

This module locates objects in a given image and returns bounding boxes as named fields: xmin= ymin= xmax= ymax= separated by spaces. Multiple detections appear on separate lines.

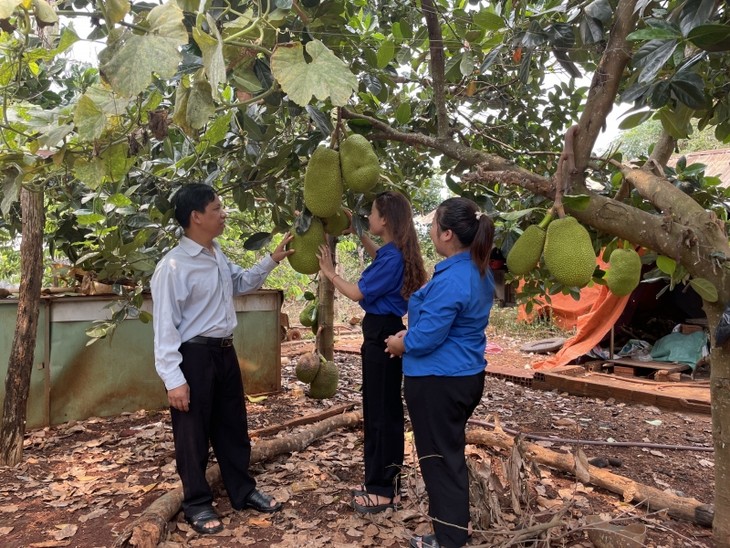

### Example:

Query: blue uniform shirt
xmin=403 ymin=251 xmax=494 ymax=377
xmin=357 ymin=242 xmax=407 ymax=316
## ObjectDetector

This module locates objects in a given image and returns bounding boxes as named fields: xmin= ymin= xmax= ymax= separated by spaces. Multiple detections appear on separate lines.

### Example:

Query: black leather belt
xmin=185 ymin=335 xmax=234 ymax=347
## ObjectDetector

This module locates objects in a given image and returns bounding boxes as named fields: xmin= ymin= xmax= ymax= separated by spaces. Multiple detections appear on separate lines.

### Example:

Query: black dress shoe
xmin=243 ymin=489 xmax=282 ymax=513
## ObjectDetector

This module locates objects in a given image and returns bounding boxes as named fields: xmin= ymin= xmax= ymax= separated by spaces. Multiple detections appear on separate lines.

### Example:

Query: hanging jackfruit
xmin=339 ymin=134 xmax=380 ymax=193
xmin=506 ymin=213 xmax=553 ymax=275
xmin=295 ymin=352 xmax=321 ymax=383
xmin=299 ymin=301 xmax=318 ymax=327
xmin=304 ymin=147 xmax=343 ymax=218
xmin=309 ymin=359 xmax=339 ymax=399
xmin=604 ymin=247 xmax=642 ymax=296
xmin=323 ymin=209 xmax=350 ymax=236
xmin=287 ymin=218 xmax=325 ymax=274
xmin=543 ymin=216 xmax=595 ymax=287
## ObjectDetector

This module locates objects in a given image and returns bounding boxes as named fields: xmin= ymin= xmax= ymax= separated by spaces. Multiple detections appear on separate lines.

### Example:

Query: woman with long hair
xmin=318 ymin=190 xmax=427 ymax=513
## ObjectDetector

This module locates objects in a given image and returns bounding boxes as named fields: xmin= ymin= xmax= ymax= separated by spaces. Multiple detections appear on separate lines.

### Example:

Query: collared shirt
xmin=150 ymin=236 xmax=277 ymax=390
xmin=357 ymin=242 xmax=407 ymax=316
xmin=403 ymin=251 xmax=494 ymax=377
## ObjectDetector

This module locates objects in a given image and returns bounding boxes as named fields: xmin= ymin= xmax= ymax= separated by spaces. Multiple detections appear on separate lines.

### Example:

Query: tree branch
xmin=421 ymin=0 xmax=449 ymax=138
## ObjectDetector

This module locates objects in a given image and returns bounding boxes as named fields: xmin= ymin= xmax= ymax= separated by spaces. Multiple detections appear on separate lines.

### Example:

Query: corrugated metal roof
xmin=667 ymin=148 xmax=730 ymax=186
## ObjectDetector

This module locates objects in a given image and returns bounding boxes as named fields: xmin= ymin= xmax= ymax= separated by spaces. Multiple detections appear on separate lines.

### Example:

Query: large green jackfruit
xmin=507 ymin=225 xmax=546 ymax=275
xmin=604 ymin=248 xmax=642 ymax=296
xmin=323 ymin=209 xmax=350 ymax=236
xmin=287 ymin=218 xmax=325 ymax=274
xmin=339 ymin=134 xmax=380 ymax=193
xmin=295 ymin=352 xmax=321 ymax=383
xmin=304 ymin=147 xmax=343 ymax=218
xmin=543 ymin=216 xmax=595 ymax=287
xmin=309 ymin=359 xmax=339 ymax=399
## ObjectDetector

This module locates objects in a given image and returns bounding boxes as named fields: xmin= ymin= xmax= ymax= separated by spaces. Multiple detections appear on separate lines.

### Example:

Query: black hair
xmin=434 ymin=197 xmax=495 ymax=276
xmin=172 ymin=184 xmax=217 ymax=228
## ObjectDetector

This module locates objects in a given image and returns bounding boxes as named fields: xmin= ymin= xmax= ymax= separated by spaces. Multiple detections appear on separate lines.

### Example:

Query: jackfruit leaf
xmin=138 ymin=310 xmax=153 ymax=323
xmin=658 ymin=106 xmax=692 ymax=139
xmin=305 ymin=105 xmax=333 ymax=137
xmin=0 ymin=0 xmax=22 ymax=19
xmin=584 ymin=0 xmax=612 ymax=22
xmin=246 ymin=394 xmax=268 ymax=403
xmin=172 ymin=84 xmax=193 ymax=135
xmin=689 ymin=278 xmax=718 ymax=302
xmin=562 ymin=194 xmax=591 ymax=210
xmin=688 ymin=24 xmax=730 ymax=52
xmin=33 ymin=0 xmax=58 ymax=25
xmin=270 ymin=40 xmax=358 ymax=107
xmin=669 ymin=71 xmax=706 ymax=109
xmin=99 ymin=2 xmax=187 ymax=97
xmin=376 ymin=40 xmax=395 ymax=68
xmin=395 ymin=102 xmax=411 ymax=124
xmin=473 ymin=10 xmax=504 ymax=31
xmin=1 ymin=171 xmax=22 ymax=216
xmin=500 ymin=208 xmax=539 ymax=222
xmin=618 ymin=110 xmax=652 ymax=130
xmin=636 ymin=40 xmax=677 ymax=84
xmin=192 ymin=14 xmax=226 ymax=99
xmin=74 ymin=95 xmax=106 ymax=142
xmin=76 ymin=212 xmax=106 ymax=225
xmin=201 ymin=111 xmax=232 ymax=147
xmin=627 ymin=27 xmax=681 ymax=41
xmin=656 ymin=255 xmax=676 ymax=275
xmin=105 ymin=0 xmax=130 ymax=25
xmin=244 ymin=232 xmax=273 ymax=250
xmin=73 ymin=142 xmax=135 ymax=189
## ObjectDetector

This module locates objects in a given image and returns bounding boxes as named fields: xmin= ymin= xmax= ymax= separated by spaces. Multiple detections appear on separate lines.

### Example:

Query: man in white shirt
xmin=151 ymin=183 xmax=293 ymax=535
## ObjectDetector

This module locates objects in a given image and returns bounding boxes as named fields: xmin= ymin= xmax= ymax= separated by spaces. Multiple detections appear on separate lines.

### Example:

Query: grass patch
xmin=487 ymin=305 xmax=573 ymax=339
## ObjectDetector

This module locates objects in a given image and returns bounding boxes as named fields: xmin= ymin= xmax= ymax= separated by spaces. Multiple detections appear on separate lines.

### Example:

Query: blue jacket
xmin=403 ymin=251 xmax=494 ymax=377
xmin=357 ymin=242 xmax=407 ymax=316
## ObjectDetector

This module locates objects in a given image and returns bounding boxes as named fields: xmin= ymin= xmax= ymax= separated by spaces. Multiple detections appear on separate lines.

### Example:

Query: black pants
xmin=361 ymin=313 xmax=406 ymax=499
xmin=171 ymin=342 xmax=256 ymax=518
xmin=404 ymin=372 xmax=485 ymax=548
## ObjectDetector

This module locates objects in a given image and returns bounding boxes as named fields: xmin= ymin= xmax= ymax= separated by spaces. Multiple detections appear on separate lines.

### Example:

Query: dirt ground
xmin=0 ymin=331 xmax=716 ymax=548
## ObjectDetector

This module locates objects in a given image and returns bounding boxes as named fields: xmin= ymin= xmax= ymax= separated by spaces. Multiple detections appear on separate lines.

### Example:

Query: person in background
xmin=151 ymin=183 xmax=293 ymax=535
xmin=385 ymin=197 xmax=495 ymax=548
xmin=317 ymin=191 xmax=428 ymax=514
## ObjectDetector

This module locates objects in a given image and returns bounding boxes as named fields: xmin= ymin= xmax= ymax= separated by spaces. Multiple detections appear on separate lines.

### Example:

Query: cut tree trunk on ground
xmin=466 ymin=428 xmax=714 ymax=527
xmin=112 ymin=409 xmax=363 ymax=548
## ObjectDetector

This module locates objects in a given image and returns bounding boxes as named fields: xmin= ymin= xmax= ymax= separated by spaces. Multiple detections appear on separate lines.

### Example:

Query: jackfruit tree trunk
xmin=316 ymin=235 xmax=336 ymax=361
xmin=706 ymin=301 xmax=730 ymax=544
xmin=0 ymin=187 xmax=44 ymax=466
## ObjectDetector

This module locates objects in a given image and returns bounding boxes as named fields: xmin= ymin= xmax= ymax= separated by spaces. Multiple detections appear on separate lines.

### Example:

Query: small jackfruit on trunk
xmin=506 ymin=213 xmax=553 ymax=275
xmin=543 ymin=216 xmax=596 ymax=288
xmin=286 ymin=217 xmax=325 ymax=274
xmin=308 ymin=359 xmax=339 ymax=399
xmin=304 ymin=147 xmax=343 ymax=218
xmin=339 ymin=134 xmax=380 ymax=193
xmin=604 ymin=247 xmax=642 ymax=296
xmin=295 ymin=351 xmax=322 ymax=383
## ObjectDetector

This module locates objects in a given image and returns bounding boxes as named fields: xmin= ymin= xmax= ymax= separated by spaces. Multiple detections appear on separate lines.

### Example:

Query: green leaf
xmin=107 ymin=193 xmax=132 ymax=208
xmin=473 ymin=10 xmax=503 ymax=31
xmin=636 ymin=40 xmax=677 ymax=84
xmin=201 ymin=112 xmax=231 ymax=147
xmin=74 ymin=94 xmax=106 ymax=142
xmin=193 ymin=14 xmax=226 ymax=99
xmin=627 ymin=28 xmax=681 ymax=41
xmin=270 ymin=40 xmax=358 ymax=107
xmin=656 ymin=255 xmax=676 ymax=275
xmin=0 ymin=0 xmax=22 ymax=19
xmin=395 ymin=102 xmax=411 ymax=124
xmin=669 ymin=70 xmax=706 ymax=109
xmin=460 ymin=50 xmax=475 ymax=77
xmin=657 ymin=105 xmax=692 ymax=139
xmin=617 ymin=110 xmax=652 ymax=130
xmin=76 ymin=212 xmax=106 ymax=225
xmin=584 ymin=0 xmax=612 ymax=22
xmin=98 ymin=2 xmax=187 ymax=97
xmin=186 ymin=78 xmax=215 ymax=130
xmin=687 ymin=24 xmax=730 ymax=52
xmin=33 ymin=0 xmax=58 ymax=25
xmin=689 ymin=278 xmax=718 ymax=302
xmin=244 ymin=232 xmax=272 ymax=250
xmin=105 ymin=0 xmax=130 ymax=25
xmin=376 ymin=40 xmax=395 ymax=69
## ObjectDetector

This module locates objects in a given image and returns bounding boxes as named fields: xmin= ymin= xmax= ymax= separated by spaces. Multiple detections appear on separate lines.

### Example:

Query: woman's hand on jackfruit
xmin=316 ymin=244 xmax=336 ymax=279
xmin=271 ymin=233 xmax=295 ymax=263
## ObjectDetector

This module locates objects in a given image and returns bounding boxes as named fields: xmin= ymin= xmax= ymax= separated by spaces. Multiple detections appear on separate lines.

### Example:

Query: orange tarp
xmin=516 ymin=283 xmax=604 ymax=330
xmin=532 ymin=285 xmax=630 ymax=369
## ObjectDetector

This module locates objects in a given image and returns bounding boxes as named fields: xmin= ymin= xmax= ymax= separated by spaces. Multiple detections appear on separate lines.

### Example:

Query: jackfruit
xmin=309 ymin=359 xmax=339 ymax=399
xmin=323 ymin=209 xmax=350 ymax=236
xmin=287 ymin=218 xmax=325 ymax=274
xmin=507 ymin=225 xmax=547 ymax=275
xmin=304 ymin=147 xmax=343 ymax=218
xmin=295 ymin=352 xmax=321 ymax=383
xmin=604 ymin=248 xmax=642 ymax=296
xmin=543 ymin=216 xmax=595 ymax=288
xmin=299 ymin=301 xmax=318 ymax=327
xmin=339 ymin=134 xmax=380 ymax=193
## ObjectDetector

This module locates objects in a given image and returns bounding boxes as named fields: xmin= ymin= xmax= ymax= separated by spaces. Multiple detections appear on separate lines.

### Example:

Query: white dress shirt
xmin=151 ymin=236 xmax=277 ymax=390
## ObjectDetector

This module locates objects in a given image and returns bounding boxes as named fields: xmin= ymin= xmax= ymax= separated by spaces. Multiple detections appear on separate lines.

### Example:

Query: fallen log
xmin=113 ymin=409 xmax=363 ymax=548
xmin=466 ymin=427 xmax=714 ymax=527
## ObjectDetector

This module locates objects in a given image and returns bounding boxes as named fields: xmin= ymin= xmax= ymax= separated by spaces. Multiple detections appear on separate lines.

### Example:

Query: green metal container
xmin=0 ymin=290 xmax=282 ymax=428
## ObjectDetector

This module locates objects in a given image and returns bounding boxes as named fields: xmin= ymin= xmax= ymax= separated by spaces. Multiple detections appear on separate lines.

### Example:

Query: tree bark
xmin=317 ymin=234 xmax=337 ymax=361
xmin=466 ymin=428 xmax=713 ymax=527
xmin=113 ymin=409 xmax=363 ymax=547
xmin=0 ymin=187 xmax=44 ymax=466
xmin=421 ymin=0 xmax=449 ymax=138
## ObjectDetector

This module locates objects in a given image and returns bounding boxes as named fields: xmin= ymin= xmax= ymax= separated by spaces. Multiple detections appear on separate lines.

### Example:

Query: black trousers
xmin=361 ymin=313 xmax=406 ymax=499
xmin=404 ymin=372 xmax=485 ymax=548
xmin=171 ymin=342 xmax=256 ymax=518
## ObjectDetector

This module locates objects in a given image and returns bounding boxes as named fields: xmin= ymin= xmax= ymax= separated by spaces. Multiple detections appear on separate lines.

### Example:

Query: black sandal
xmin=186 ymin=508 xmax=223 ymax=535
xmin=243 ymin=489 xmax=283 ymax=513
xmin=351 ymin=493 xmax=399 ymax=514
